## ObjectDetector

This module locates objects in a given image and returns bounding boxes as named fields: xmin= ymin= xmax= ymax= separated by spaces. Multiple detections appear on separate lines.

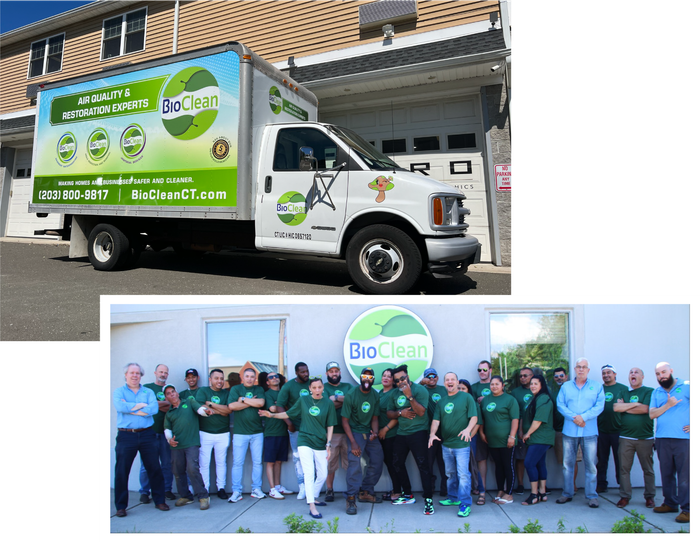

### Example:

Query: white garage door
xmin=6 ymin=148 xmax=62 ymax=238
xmin=322 ymin=95 xmax=491 ymax=262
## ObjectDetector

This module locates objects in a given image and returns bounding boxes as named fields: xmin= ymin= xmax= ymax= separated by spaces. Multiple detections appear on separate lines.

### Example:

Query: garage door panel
xmin=6 ymin=177 xmax=61 ymax=238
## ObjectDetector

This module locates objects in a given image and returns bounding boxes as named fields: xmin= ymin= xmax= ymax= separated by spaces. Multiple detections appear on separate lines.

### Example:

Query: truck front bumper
xmin=424 ymin=235 xmax=481 ymax=276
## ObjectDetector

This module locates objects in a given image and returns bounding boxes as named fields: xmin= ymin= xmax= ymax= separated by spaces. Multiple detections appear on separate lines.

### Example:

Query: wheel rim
xmin=93 ymin=231 xmax=115 ymax=263
xmin=358 ymin=238 xmax=404 ymax=284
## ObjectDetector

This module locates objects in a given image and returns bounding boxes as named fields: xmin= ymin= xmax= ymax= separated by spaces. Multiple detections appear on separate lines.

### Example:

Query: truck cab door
xmin=258 ymin=126 xmax=348 ymax=254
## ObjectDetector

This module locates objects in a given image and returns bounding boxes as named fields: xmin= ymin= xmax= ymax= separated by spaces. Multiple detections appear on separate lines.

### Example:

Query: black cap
xmin=361 ymin=367 xmax=374 ymax=376
xmin=185 ymin=368 xmax=199 ymax=377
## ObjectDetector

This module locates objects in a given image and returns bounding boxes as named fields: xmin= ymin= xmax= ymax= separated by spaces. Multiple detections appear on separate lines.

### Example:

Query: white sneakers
xmin=269 ymin=488 xmax=285 ymax=500
xmin=277 ymin=485 xmax=294 ymax=495
xmin=297 ymin=484 xmax=306 ymax=500
xmin=250 ymin=488 xmax=266 ymax=499
xmin=228 ymin=491 xmax=242 ymax=503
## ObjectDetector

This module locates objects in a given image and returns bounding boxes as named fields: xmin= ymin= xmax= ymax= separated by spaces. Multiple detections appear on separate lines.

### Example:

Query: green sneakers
xmin=439 ymin=498 xmax=461 ymax=506
xmin=458 ymin=504 xmax=471 ymax=517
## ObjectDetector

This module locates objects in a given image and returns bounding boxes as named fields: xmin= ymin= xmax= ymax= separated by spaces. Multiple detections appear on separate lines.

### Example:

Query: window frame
xmin=100 ymin=6 xmax=148 ymax=62
xmin=26 ymin=32 xmax=65 ymax=80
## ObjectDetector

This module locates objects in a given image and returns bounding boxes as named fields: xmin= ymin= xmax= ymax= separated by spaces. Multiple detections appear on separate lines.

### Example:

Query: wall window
xmin=413 ymin=136 xmax=440 ymax=152
xmin=206 ymin=319 xmax=287 ymax=384
xmin=489 ymin=312 xmax=571 ymax=392
xmin=28 ymin=33 xmax=64 ymax=78
xmin=381 ymin=138 xmax=406 ymax=154
xmin=448 ymin=133 xmax=477 ymax=150
xmin=101 ymin=7 xmax=147 ymax=60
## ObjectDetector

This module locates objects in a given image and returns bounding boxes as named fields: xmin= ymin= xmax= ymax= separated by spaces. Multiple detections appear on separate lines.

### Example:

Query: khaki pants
xmin=618 ymin=437 xmax=655 ymax=500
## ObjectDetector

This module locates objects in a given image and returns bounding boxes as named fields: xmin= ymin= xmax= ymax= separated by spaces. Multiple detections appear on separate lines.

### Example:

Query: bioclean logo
xmin=87 ymin=128 xmax=109 ymax=162
xmin=57 ymin=132 xmax=77 ymax=164
xmin=277 ymin=191 xmax=308 ymax=225
xmin=343 ymin=306 xmax=433 ymax=386
xmin=120 ymin=124 xmax=146 ymax=159
xmin=269 ymin=86 xmax=282 ymax=114
xmin=161 ymin=66 xmax=220 ymax=140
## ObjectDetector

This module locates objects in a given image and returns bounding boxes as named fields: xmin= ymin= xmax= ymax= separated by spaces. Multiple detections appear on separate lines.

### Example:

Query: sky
xmin=0 ymin=1 xmax=93 ymax=34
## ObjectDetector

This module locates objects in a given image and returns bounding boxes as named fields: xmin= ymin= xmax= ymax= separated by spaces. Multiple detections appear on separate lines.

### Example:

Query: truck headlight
xmin=431 ymin=195 xmax=463 ymax=227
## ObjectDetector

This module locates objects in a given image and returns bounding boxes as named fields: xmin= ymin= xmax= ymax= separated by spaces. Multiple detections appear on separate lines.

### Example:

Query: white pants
xmin=199 ymin=431 xmax=229 ymax=491
xmin=298 ymin=446 xmax=328 ymax=504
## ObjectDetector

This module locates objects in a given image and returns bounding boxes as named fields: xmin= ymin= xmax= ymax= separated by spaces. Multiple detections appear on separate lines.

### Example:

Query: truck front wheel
xmin=346 ymin=225 xmax=422 ymax=294
xmin=88 ymin=223 xmax=130 ymax=271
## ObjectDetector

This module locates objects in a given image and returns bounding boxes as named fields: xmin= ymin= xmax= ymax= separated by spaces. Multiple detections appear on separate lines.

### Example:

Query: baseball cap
xmin=163 ymin=384 xmax=177 ymax=393
xmin=185 ymin=368 xmax=199 ymax=377
xmin=361 ymin=367 xmax=374 ymax=376
xmin=326 ymin=361 xmax=340 ymax=371
xmin=601 ymin=364 xmax=616 ymax=373
xmin=424 ymin=368 xmax=438 ymax=378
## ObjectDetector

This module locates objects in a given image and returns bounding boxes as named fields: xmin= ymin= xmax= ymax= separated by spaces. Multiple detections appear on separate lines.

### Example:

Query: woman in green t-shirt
xmin=479 ymin=376 xmax=519 ymax=504
xmin=259 ymin=378 xmax=335 ymax=519
xmin=377 ymin=368 xmax=402 ymax=501
xmin=521 ymin=375 xmax=555 ymax=505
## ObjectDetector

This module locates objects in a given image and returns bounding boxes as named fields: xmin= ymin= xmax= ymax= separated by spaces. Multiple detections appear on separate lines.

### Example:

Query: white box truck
xmin=30 ymin=43 xmax=480 ymax=294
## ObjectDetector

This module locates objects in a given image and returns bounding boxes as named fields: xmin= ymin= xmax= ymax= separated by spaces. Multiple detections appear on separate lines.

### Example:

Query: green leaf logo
xmin=120 ymin=123 xmax=146 ymax=159
xmin=486 ymin=402 xmax=496 ymax=412
xmin=161 ymin=67 xmax=220 ymax=140
xmin=431 ymin=393 xmax=442 ymax=403
xmin=444 ymin=403 xmax=455 ymax=414
xmin=605 ymin=392 xmax=614 ymax=402
xmin=87 ymin=128 xmax=109 ymax=161
xmin=277 ymin=191 xmax=308 ymax=226
xmin=269 ymin=86 xmax=282 ymax=114
xmin=361 ymin=401 xmax=371 ymax=413
xmin=309 ymin=406 xmax=321 ymax=416
xmin=56 ymin=132 xmax=77 ymax=164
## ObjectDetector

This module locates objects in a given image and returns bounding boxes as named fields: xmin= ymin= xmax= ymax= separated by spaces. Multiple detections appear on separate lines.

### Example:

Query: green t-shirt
xmin=551 ymin=383 xmax=565 ymax=432
xmin=433 ymin=391 xmax=478 ymax=449
xmin=426 ymin=385 xmax=448 ymax=419
xmin=510 ymin=385 xmax=534 ymax=418
xmin=472 ymin=382 xmax=493 ymax=403
xmin=277 ymin=379 xmax=312 ymax=430
xmin=263 ymin=388 xmax=289 ymax=437
xmin=164 ymin=396 xmax=203 ymax=449
xmin=598 ymin=383 xmax=628 ymax=434
xmin=194 ymin=387 xmax=230 ymax=434
xmin=228 ymin=384 xmax=264 ymax=435
xmin=390 ymin=382 xmax=430 ymax=436
xmin=522 ymin=393 xmax=555 ymax=446
xmin=619 ymin=386 xmax=654 ymax=440
xmin=179 ymin=388 xmax=199 ymax=401
xmin=378 ymin=388 xmax=399 ymax=438
xmin=285 ymin=394 xmax=337 ymax=450
xmin=480 ymin=392 xmax=519 ymax=448
xmin=341 ymin=386 xmax=380 ymax=434
xmin=144 ymin=383 xmax=167 ymax=433
xmin=324 ymin=382 xmax=355 ymax=434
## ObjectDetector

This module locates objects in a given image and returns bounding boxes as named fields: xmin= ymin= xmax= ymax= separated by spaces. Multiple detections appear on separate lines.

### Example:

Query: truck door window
xmin=273 ymin=128 xmax=338 ymax=171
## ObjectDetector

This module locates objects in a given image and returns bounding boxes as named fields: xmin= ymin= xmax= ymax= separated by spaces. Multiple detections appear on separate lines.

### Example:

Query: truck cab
xmin=257 ymin=122 xmax=481 ymax=294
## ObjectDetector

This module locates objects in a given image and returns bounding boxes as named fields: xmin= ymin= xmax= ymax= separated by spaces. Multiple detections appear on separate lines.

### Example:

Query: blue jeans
xmin=231 ymin=433 xmax=264 ymax=493
xmin=562 ymin=435 xmax=598 ymax=499
xmin=288 ymin=430 xmax=305 ymax=486
xmin=344 ymin=431 xmax=384 ymax=497
xmin=442 ymin=445 xmax=472 ymax=505
xmin=139 ymin=432 xmax=172 ymax=494
xmin=115 ymin=428 xmax=164 ymax=510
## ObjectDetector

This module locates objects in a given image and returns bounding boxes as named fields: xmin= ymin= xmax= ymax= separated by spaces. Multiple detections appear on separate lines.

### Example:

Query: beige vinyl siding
xmin=1 ymin=0 xmax=499 ymax=115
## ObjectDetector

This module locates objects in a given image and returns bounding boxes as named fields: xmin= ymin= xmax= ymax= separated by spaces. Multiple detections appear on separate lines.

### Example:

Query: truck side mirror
xmin=299 ymin=146 xmax=316 ymax=171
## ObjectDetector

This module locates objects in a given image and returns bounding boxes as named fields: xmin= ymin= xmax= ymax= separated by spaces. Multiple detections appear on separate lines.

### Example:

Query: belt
xmin=118 ymin=427 xmax=150 ymax=433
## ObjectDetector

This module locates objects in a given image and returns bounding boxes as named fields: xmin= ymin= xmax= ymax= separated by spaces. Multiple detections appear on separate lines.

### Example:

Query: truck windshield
xmin=328 ymin=125 xmax=400 ymax=171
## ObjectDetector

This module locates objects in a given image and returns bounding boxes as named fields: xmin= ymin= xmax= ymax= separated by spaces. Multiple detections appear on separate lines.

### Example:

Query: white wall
xmin=110 ymin=304 xmax=689 ymax=495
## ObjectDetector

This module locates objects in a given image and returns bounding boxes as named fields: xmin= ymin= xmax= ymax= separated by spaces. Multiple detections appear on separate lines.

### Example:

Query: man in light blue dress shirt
xmin=555 ymin=357 xmax=605 ymax=508
xmin=113 ymin=363 xmax=169 ymax=517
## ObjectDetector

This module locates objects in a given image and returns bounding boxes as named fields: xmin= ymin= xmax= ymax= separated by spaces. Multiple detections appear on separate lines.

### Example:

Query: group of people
xmin=113 ymin=358 xmax=690 ymax=524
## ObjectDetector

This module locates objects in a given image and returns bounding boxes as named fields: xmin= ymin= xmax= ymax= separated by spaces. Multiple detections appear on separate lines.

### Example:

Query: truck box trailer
xmin=30 ymin=42 xmax=480 ymax=294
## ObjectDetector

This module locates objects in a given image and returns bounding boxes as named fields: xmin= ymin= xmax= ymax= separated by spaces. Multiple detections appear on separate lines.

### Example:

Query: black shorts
xmin=264 ymin=435 xmax=289 ymax=463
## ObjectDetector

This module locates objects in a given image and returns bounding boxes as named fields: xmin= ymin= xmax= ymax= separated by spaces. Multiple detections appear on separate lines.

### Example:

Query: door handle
xmin=265 ymin=176 xmax=272 ymax=193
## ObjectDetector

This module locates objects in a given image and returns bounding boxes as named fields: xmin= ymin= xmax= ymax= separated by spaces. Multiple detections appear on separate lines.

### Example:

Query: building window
xmin=413 ymin=136 xmax=440 ymax=152
xmin=101 ymin=7 xmax=147 ymax=60
xmin=28 ymin=33 xmax=64 ymax=78
xmin=206 ymin=319 xmax=287 ymax=383
xmin=489 ymin=312 xmax=571 ymax=392
xmin=382 ymin=138 xmax=406 ymax=154
xmin=448 ymin=133 xmax=477 ymax=150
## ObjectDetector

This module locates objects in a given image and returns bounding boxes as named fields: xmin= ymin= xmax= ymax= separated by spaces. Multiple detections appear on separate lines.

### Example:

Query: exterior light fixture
xmin=382 ymin=24 xmax=394 ymax=38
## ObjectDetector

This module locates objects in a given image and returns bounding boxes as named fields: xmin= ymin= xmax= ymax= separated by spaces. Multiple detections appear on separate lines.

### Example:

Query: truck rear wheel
xmin=346 ymin=224 xmax=422 ymax=294
xmin=87 ymin=223 xmax=130 ymax=271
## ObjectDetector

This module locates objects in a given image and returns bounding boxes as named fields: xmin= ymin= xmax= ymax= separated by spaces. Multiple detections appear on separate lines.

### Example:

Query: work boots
xmin=358 ymin=489 xmax=382 ymax=504
xmin=346 ymin=495 xmax=357 ymax=515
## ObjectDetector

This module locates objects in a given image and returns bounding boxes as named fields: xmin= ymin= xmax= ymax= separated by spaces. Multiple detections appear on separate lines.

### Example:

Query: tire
xmin=87 ymin=223 xmax=131 ymax=271
xmin=346 ymin=224 xmax=422 ymax=294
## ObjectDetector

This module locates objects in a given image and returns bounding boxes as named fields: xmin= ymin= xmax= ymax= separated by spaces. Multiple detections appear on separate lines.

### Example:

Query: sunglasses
xmin=478 ymin=368 xmax=489 ymax=372
xmin=360 ymin=374 xmax=374 ymax=381
xmin=520 ymin=374 xmax=532 ymax=378
xmin=393 ymin=375 xmax=408 ymax=384
xmin=425 ymin=374 xmax=437 ymax=379
xmin=267 ymin=374 xmax=279 ymax=379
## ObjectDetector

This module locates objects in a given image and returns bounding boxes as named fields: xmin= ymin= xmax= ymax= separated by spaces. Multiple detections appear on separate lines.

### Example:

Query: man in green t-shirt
xmin=428 ymin=372 xmax=478 ymax=518
xmin=597 ymin=363 xmax=628 ymax=493
xmin=323 ymin=361 xmax=354 ymax=502
xmin=341 ymin=368 xmax=383 ymax=514
xmin=179 ymin=368 xmax=200 ymax=401
xmin=195 ymin=369 xmax=231 ymax=500
xmin=510 ymin=366 xmax=534 ymax=495
xmin=612 ymin=367 xmax=656 ymax=509
xmin=471 ymin=360 xmax=493 ymax=500
xmin=228 ymin=367 xmax=267 ymax=502
xmin=421 ymin=367 xmax=448 ymax=496
xmin=163 ymin=384 xmax=212 ymax=510
xmin=386 ymin=364 xmax=434 ymax=515
xmin=140 ymin=364 xmax=175 ymax=503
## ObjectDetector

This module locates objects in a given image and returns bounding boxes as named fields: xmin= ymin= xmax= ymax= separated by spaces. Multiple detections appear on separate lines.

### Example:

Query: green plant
xmin=508 ymin=525 xmax=520 ymax=533
xmin=458 ymin=523 xmax=471 ymax=533
xmin=574 ymin=525 xmax=589 ymax=533
xmin=611 ymin=510 xmax=651 ymax=533
xmin=283 ymin=513 xmax=323 ymax=534
xmin=556 ymin=518 xmax=566 ymax=533
xmin=325 ymin=517 xmax=340 ymax=534
xmin=368 ymin=519 xmax=396 ymax=533
xmin=522 ymin=519 xmax=544 ymax=533
xmin=235 ymin=527 xmax=252 ymax=533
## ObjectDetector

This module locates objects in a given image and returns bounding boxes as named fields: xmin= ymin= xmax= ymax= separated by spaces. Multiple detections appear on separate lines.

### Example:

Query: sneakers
xmin=139 ymin=493 xmax=150 ymax=504
xmin=269 ymin=488 xmax=285 ymax=500
xmin=458 ymin=504 xmax=471 ymax=517
xmin=277 ymin=485 xmax=294 ymax=495
xmin=556 ymin=496 xmax=572 ymax=504
xmin=588 ymin=498 xmax=599 ymax=508
xmin=514 ymin=485 xmax=525 ymax=495
xmin=297 ymin=484 xmax=306 ymax=500
xmin=439 ymin=498 xmax=461 ymax=506
xmin=325 ymin=488 xmax=335 ymax=502
xmin=392 ymin=494 xmax=416 ymax=505
xmin=228 ymin=491 xmax=242 ymax=503
xmin=217 ymin=488 xmax=228 ymax=500
xmin=424 ymin=498 xmax=435 ymax=515
xmin=346 ymin=496 xmax=357 ymax=515
xmin=200 ymin=497 xmax=210 ymax=510
xmin=250 ymin=488 xmax=266 ymax=499
xmin=175 ymin=497 xmax=193 ymax=507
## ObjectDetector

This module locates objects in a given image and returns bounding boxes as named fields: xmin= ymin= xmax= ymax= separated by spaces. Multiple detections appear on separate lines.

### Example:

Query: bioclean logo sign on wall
xmin=343 ymin=306 xmax=433 ymax=386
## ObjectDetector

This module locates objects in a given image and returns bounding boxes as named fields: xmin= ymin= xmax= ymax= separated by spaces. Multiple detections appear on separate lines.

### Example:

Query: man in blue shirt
xmin=555 ymin=357 xmax=605 ymax=508
xmin=649 ymin=362 xmax=690 ymax=524
xmin=113 ymin=363 xmax=170 ymax=517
